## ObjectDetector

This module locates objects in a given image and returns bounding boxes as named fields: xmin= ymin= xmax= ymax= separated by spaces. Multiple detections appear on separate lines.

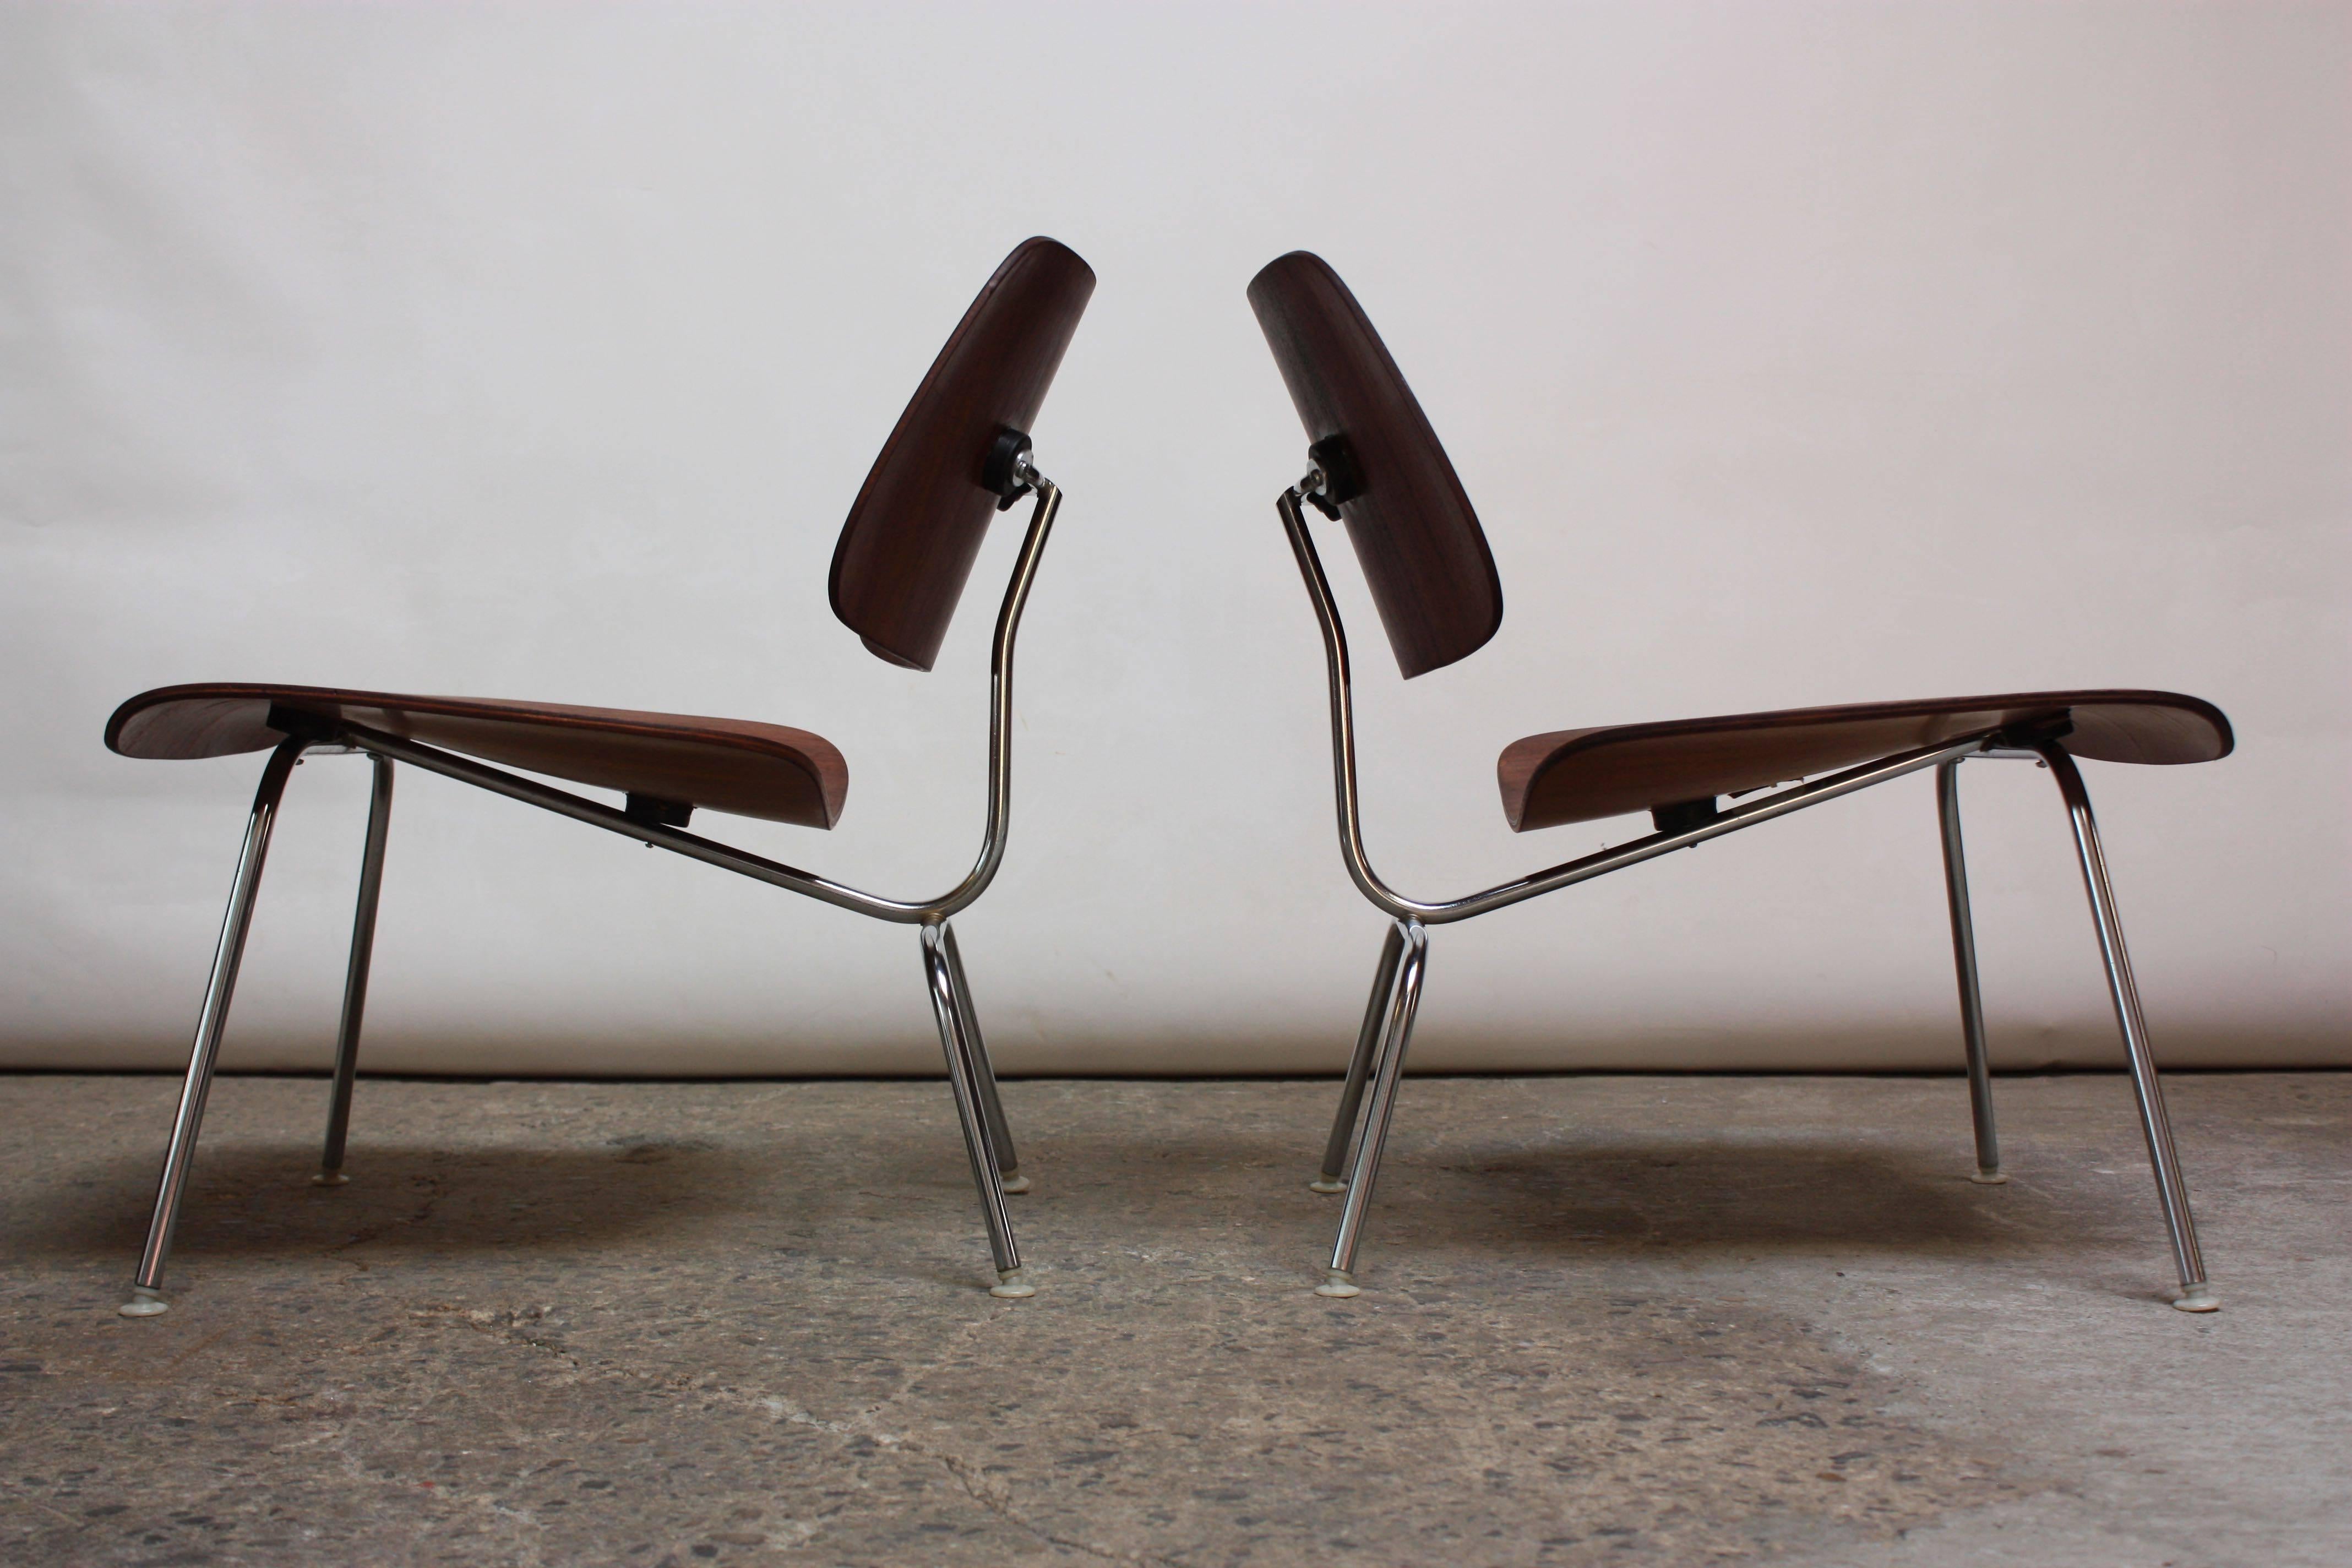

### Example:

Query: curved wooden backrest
xmin=1248 ymin=252 xmax=1503 ymax=679
xmin=830 ymin=237 xmax=1096 ymax=670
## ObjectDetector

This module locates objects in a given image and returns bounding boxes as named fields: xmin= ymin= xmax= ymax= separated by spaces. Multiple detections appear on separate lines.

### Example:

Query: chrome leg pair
xmin=1312 ymin=750 xmax=2213 ymax=1313
xmin=122 ymin=745 xmax=395 ymax=1316
xmin=1936 ymin=749 xmax=2214 ymax=1311
xmin=1310 ymin=918 xmax=1428 ymax=1298
xmin=919 ymin=921 xmax=1033 ymax=1298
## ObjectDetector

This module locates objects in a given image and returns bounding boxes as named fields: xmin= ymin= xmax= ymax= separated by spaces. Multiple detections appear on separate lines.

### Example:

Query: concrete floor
xmin=1 ymin=1071 xmax=2344 ymax=1567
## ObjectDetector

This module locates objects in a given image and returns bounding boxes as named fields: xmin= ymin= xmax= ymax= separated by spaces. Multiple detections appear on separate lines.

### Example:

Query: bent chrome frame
xmin=121 ymin=472 xmax=1062 ymax=1317
xmin=1278 ymin=474 xmax=2214 ymax=1311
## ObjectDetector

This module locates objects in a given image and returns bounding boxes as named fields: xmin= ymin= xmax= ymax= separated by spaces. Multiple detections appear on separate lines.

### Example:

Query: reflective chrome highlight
xmin=123 ymin=738 xmax=309 ymax=1315
xmin=1319 ymin=919 xmax=1429 ymax=1298
xmin=316 ymin=754 xmax=394 ymax=1186
xmin=341 ymin=480 xmax=1061 ymax=928
xmin=1936 ymin=758 xmax=2004 ymax=1183
xmin=1277 ymin=487 xmax=1994 ymax=926
xmin=2038 ymin=743 xmax=2213 ymax=1310
xmin=1314 ymin=920 xmax=1406 ymax=1193
xmin=941 ymin=922 xmax=1023 ymax=1193
xmin=922 ymin=922 xmax=1030 ymax=1297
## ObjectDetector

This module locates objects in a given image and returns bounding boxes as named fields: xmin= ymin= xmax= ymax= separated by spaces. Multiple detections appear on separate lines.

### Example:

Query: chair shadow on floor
xmin=15 ymin=1118 xmax=2125 ymax=1281
xmin=1023 ymin=1125 xmax=2108 ymax=1267
xmin=11 ymin=1137 xmax=815 ymax=1266
xmin=1398 ymin=1137 xmax=2096 ymax=1261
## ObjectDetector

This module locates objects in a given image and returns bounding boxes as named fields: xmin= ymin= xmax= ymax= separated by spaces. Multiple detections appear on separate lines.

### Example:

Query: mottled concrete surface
xmin=1 ymin=1072 xmax=2345 ymax=1566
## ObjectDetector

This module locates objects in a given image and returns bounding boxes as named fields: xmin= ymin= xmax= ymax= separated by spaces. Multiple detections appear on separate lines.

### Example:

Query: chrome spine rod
xmin=1277 ymin=482 xmax=1996 ymax=926
xmin=341 ymin=472 xmax=1061 ymax=927
xmin=961 ymin=468 xmax=1060 ymax=917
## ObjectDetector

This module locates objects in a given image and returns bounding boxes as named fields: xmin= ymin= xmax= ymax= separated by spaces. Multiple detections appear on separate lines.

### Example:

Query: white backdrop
xmin=4 ymin=3 xmax=2345 ymax=1076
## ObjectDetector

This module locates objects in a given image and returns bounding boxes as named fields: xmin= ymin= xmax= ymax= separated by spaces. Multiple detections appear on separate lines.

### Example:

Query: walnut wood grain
xmin=1498 ymin=689 xmax=2233 ymax=832
xmin=830 ymin=237 xmax=1096 ymax=671
xmin=1248 ymin=252 xmax=1503 ymax=679
xmin=107 ymin=684 xmax=847 ymax=829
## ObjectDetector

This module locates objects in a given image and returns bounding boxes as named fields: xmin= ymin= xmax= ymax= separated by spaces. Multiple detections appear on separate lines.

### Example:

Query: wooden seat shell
xmin=1500 ymin=688 xmax=2233 ymax=832
xmin=107 ymin=683 xmax=847 ymax=828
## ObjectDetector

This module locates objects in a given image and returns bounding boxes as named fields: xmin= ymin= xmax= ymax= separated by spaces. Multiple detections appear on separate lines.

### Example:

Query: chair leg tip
xmin=990 ymin=1268 xmax=1036 ymax=1299
xmin=1969 ymin=1168 xmax=2009 ymax=1185
xmin=310 ymin=1170 xmax=349 ymax=1188
xmin=999 ymin=1170 xmax=1031 ymax=1195
xmin=1314 ymin=1269 xmax=1360 ymax=1298
xmin=1309 ymin=1177 xmax=1347 ymax=1194
xmin=118 ymin=1288 xmax=169 ymax=1318
xmin=2171 ymin=1284 xmax=2220 ymax=1313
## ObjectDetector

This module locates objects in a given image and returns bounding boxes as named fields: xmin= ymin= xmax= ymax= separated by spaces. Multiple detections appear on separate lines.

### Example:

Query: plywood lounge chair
xmin=106 ymin=237 xmax=1095 ymax=1314
xmin=1248 ymin=250 xmax=2231 ymax=1311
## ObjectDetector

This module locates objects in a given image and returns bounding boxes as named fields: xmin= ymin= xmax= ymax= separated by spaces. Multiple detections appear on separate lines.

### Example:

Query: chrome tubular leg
xmin=1936 ymin=760 xmax=2005 ymax=1184
xmin=1318 ymin=919 xmax=1428 ymax=1298
xmin=316 ymin=756 xmax=393 ymax=1187
xmin=122 ymin=738 xmax=308 ymax=1317
xmin=920 ymin=922 xmax=1031 ymax=1298
xmin=2038 ymin=744 xmax=2216 ymax=1313
xmin=940 ymin=923 xmax=1025 ymax=1194
xmin=1314 ymin=922 xmax=1406 ymax=1193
